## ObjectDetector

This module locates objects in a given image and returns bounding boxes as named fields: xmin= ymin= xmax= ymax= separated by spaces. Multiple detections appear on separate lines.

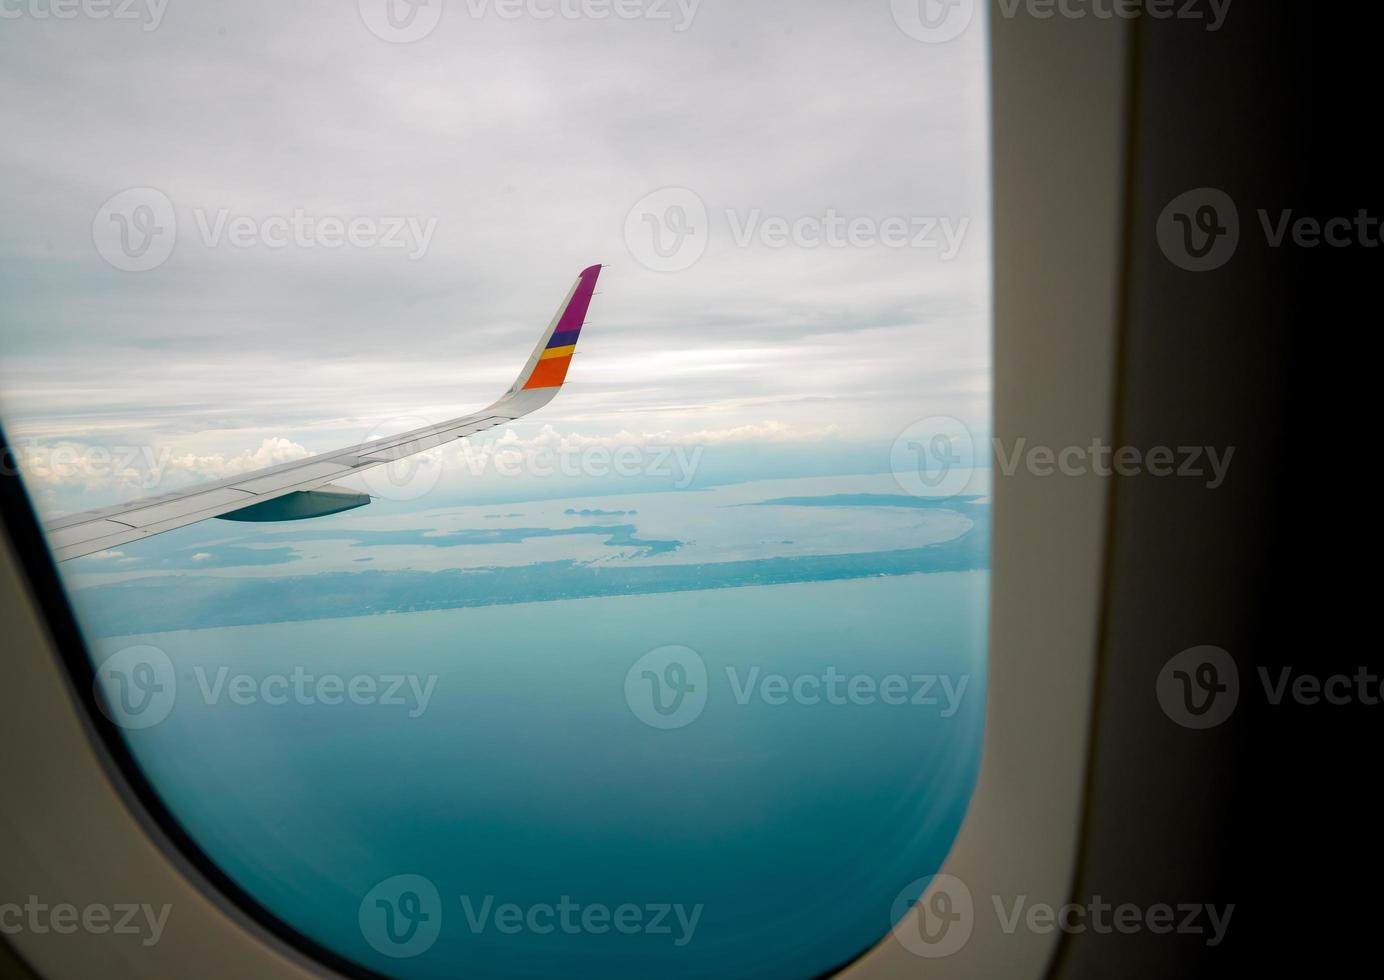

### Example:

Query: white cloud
xmin=167 ymin=437 xmax=312 ymax=480
xmin=0 ymin=3 xmax=990 ymax=507
xmin=15 ymin=437 xmax=310 ymax=493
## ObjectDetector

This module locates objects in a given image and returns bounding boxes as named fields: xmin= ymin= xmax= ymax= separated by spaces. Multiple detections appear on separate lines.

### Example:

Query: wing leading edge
xmin=44 ymin=264 xmax=603 ymax=562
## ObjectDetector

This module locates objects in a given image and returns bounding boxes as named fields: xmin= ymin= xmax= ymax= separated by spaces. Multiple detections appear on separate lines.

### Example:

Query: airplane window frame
xmin=0 ymin=9 xmax=1129 ymax=979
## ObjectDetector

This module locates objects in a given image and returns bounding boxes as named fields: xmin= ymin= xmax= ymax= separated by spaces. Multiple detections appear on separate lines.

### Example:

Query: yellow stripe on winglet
xmin=541 ymin=345 xmax=576 ymax=360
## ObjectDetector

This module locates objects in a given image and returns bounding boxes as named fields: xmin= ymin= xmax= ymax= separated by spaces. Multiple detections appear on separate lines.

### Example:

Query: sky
xmin=0 ymin=0 xmax=991 ymax=518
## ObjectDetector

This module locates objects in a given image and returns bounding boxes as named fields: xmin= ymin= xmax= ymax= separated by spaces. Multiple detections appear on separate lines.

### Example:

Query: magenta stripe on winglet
xmin=546 ymin=264 xmax=601 ymax=348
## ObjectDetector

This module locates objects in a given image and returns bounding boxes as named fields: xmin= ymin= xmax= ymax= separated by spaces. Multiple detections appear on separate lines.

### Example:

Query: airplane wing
xmin=43 ymin=264 xmax=603 ymax=562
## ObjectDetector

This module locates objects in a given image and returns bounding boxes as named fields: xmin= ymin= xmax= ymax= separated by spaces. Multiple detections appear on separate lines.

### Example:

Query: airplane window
xmin=1 ymin=4 xmax=990 ymax=978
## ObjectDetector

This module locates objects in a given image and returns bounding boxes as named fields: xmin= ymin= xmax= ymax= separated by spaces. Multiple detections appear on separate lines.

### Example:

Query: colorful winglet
xmin=516 ymin=264 xmax=602 ymax=392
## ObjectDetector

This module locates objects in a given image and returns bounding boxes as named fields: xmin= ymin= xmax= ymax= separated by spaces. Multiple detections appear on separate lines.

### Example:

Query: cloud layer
xmin=0 ymin=1 xmax=991 ymax=517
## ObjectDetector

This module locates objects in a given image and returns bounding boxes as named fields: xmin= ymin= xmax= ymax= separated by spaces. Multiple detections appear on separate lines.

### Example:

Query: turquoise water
xmin=101 ymin=572 xmax=986 ymax=979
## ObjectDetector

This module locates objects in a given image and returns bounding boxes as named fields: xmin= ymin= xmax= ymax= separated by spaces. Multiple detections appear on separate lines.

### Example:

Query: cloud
xmin=166 ymin=437 xmax=312 ymax=480
xmin=0 ymin=3 xmax=990 ymax=512
xmin=14 ymin=437 xmax=310 ymax=496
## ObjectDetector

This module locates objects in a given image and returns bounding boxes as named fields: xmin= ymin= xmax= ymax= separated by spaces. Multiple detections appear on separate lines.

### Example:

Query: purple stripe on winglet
xmin=546 ymin=264 xmax=601 ymax=348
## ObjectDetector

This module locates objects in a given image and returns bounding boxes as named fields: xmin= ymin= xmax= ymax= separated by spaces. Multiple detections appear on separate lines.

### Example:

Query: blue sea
xmin=73 ymin=476 xmax=989 ymax=979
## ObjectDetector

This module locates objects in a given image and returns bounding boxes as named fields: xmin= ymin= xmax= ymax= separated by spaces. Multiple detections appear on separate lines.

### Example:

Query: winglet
xmin=508 ymin=264 xmax=602 ymax=394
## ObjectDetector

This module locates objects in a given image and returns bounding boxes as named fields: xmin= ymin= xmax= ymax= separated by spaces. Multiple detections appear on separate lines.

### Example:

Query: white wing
xmin=45 ymin=264 xmax=603 ymax=562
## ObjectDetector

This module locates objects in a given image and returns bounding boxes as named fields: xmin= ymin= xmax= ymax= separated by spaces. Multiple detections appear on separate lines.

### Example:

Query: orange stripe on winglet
xmin=523 ymin=354 xmax=573 ymax=389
